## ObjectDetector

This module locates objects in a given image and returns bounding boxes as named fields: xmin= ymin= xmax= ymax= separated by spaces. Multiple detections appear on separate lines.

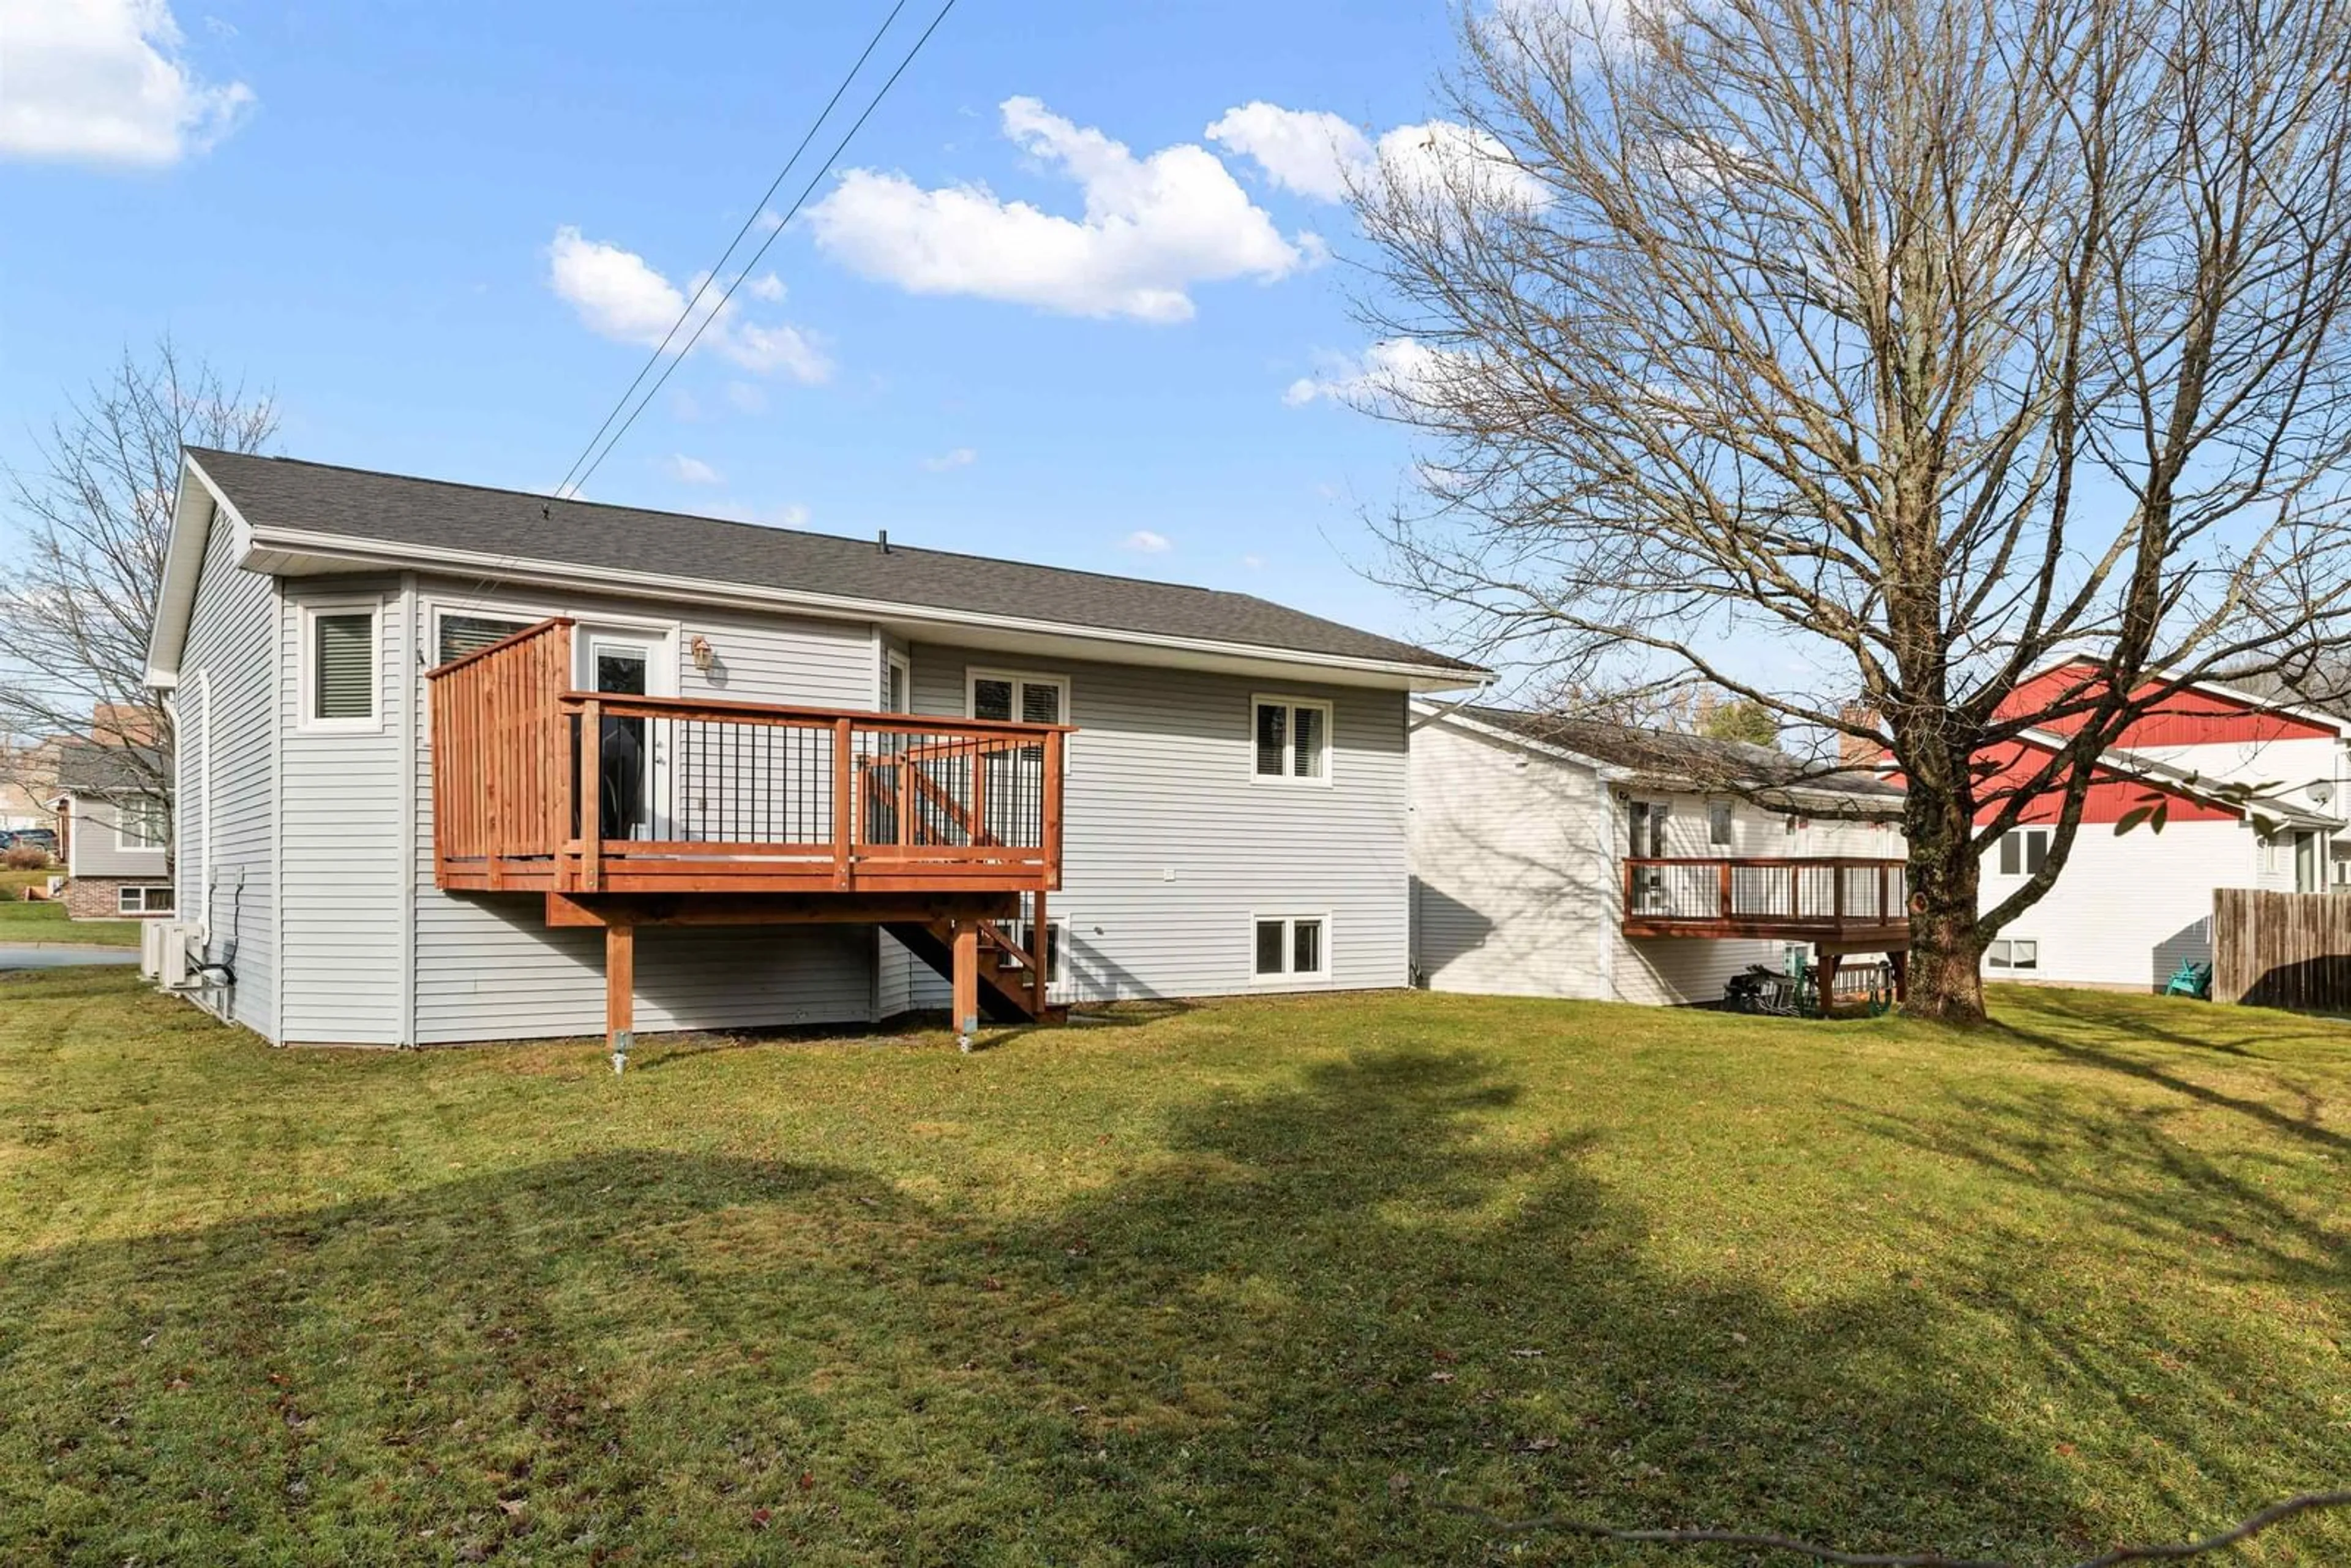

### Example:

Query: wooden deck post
xmin=832 ymin=716 xmax=853 ymax=888
xmin=606 ymin=920 xmax=635 ymax=1073
xmin=952 ymin=917 xmax=980 ymax=1052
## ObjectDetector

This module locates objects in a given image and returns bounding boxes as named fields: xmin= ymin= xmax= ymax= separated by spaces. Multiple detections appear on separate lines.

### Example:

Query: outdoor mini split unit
xmin=151 ymin=921 xmax=208 ymax=991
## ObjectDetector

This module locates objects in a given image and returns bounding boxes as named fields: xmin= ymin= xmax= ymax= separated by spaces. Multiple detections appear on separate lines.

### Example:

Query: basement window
xmin=1253 ymin=915 xmax=1329 ymax=981
xmin=117 ymin=885 xmax=174 ymax=915
xmin=1987 ymin=939 xmax=2038 ymax=970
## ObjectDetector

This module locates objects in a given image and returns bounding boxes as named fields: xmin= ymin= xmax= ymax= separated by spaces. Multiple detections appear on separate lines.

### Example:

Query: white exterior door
xmin=580 ymin=629 xmax=674 ymax=841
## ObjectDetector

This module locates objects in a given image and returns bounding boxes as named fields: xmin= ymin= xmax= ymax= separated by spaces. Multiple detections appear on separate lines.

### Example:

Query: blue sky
xmin=1 ymin=0 xmax=1486 ymax=653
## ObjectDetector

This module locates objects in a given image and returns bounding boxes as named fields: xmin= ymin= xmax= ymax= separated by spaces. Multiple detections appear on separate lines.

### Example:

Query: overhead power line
xmin=551 ymin=0 xmax=914 ymax=501
xmin=558 ymin=0 xmax=961 ymax=500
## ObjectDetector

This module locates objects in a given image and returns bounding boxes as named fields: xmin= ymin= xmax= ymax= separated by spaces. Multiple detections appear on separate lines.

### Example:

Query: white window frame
xmin=966 ymin=667 xmax=1070 ymax=729
xmin=884 ymin=650 xmax=912 ymax=714
xmin=1707 ymin=798 xmax=1735 ymax=847
xmin=114 ymin=795 xmax=167 ymax=850
xmin=1250 ymin=911 xmax=1333 ymax=985
xmin=298 ymin=598 xmax=384 ymax=733
xmin=1986 ymin=938 xmax=2039 ymax=970
xmin=1250 ymin=694 xmax=1335 ymax=787
xmin=429 ymin=606 xmax=546 ymax=670
xmin=1996 ymin=828 xmax=2049 ymax=877
xmin=117 ymin=884 xmax=174 ymax=915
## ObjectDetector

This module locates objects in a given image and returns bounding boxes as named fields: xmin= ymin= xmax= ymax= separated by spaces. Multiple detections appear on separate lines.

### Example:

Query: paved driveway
xmin=0 ymin=947 xmax=136 ymax=970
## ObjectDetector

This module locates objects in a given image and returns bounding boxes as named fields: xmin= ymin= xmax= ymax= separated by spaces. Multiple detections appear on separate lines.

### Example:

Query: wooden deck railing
xmin=428 ymin=618 xmax=1068 ymax=896
xmin=1622 ymin=856 xmax=1909 ymax=938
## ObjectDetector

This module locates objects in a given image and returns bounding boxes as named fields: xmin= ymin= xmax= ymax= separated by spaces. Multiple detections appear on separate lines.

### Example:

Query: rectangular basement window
xmin=1252 ymin=915 xmax=1330 ymax=981
xmin=1987 ymin=939 xmax=2038 ymax=970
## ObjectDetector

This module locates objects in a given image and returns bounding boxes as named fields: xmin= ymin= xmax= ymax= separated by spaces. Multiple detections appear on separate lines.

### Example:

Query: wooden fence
xmin=2212 ymin=888 xmax=2351 ymax=1010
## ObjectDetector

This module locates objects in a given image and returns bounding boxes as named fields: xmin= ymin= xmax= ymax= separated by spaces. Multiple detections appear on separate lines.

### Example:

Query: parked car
xmin=4 ymin=828 xmax=58 ymax=853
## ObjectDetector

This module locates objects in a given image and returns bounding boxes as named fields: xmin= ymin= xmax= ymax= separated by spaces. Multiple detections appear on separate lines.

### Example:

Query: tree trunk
xmin=1902 ymin=781 xmax=1988 ymax=1024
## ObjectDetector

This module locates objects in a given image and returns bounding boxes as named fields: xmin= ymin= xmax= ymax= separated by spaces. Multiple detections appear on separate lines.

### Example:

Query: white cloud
xmin=1122 ymin=529 xmax=1171 ymax=553
xmin=744 ymin=272 xmax=786 ymax=302
xmin=1240 ymin=552 xmax=1265 ymax=569
xmin=1373 ymin=120 xmax=1550 ymax=212
xmin=0 ymin=0 xmax=253 ymax=167
xmin=1203 ymin=100 xmax=1548 ymax=218
xmin=725 ymin=381 xmax=767 ymax=415
xmin=1284 ymin=337 xmax=1455 ymax=410
xmin=713 ymin=499 xmax=812 ymax=528
xmin=806 ymin=96 xmax=1311 ymax=323
xmin=1204 ymin=102 xmax=1371 ymax=203
xmin=921 ymin=446 xmax=977 ymax=471
xmin=546 ymin=227 xmax=833 ymax=383
xmin=665 ymin=454 xmax=722 ymax=486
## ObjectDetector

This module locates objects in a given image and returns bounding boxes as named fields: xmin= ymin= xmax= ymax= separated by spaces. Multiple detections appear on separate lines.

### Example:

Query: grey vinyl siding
xmin=407 ymin=580 xmax=882 ymax=1044
xmin=173 ymin=501 xmax=279 ymax=1038
xmin=908 ymin=645 xmax=1411 ymax=1001
xmin=1408 ymin=719 xmax=1613 ymax=1000
xmin=279 ymin=577 xmax=406 ymax=1043
xmin=69 ymin=795 xmax=171 ymax=878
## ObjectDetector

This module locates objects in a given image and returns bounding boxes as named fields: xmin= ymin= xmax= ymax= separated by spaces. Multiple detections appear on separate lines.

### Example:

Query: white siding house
xmin=143 ymin=450 xmax=1483 ymax=1046
xmin=1410 ymin=705 xmax=1906 ymax=1006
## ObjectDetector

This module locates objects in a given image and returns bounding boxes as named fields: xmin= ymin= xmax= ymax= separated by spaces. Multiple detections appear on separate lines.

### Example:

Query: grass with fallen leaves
xmin=0 ymin=972 xmax=2344 ymax=1564
xmin=0 ymin=868 xmax=141 ymax=948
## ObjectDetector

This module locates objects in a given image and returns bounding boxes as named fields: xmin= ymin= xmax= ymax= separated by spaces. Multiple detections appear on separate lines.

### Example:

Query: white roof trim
xmin=247 ymin=527 xmax=1488 ymax=691
xmin=2009 ymin=725 xmax=2344 ymax=831
xmin=1410 ymin=700 xmax=1903 ymax=816
xmin=144 ymin=453 xmax=255 ymax=689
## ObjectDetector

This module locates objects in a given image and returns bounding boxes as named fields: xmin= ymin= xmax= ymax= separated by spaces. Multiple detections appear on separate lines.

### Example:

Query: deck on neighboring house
xmin=1622 ymin=855 xmax=1913 ymax=994
xmin=427 ymin=619 xmax=1067 ymax=1055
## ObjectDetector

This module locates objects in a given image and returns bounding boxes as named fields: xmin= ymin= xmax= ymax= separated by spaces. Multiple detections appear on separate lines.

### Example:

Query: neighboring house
xmin=1957 ymin=659 xmax=2350 ymax=990
xmin=50 ymin=741 xmax=175 ymax=920
xmin=0 ymin=737 xmax=61 ymax=834
xmin=143 ymin=449 xmax=1486 ymax=1048
xmin=1410 ymin=703 xmax=1907 ymax=1005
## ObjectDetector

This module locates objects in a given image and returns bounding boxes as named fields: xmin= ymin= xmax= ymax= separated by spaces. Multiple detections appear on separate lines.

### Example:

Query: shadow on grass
xmin=0 ymin=1045 xmax=2248 ymax=1564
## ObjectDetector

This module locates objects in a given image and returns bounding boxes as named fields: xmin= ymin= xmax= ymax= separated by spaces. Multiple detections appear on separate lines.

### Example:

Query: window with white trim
xmin=1012 ymin=918 xmax=1065 ymax=985
xmin=436 ymin=612 xmax=536 ymax=667
xmin=1996 ymin=828 xmax=2048 ymax=876
xmin=1253 ymin=696 xmax=1332 ymax=782
xmin=969 ymin=670 xmax=1067 ymax=727
xmin=1708 ymin=799 xmax=1734 ymax=846
xmin=1986 ymin=939 xmax=2038 ymax=970
xmin=116 ymin=795 xmax=167 ymax=850
xmin=1252 ymin=915 xmax=1329 ymax=981
xmin=302 ymin=602 xmax=380 ymax=729
xmin=117 ymin=885 xmax=174 ymax=915
xmin=884 ymin=651 xmax=911 ymax=714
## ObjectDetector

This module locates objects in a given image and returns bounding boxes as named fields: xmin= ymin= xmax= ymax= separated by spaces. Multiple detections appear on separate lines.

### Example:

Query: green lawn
xmin=1 ymin=975 xmax=2344 ymax=1566
xmin=0 ymin=868 xmax=141 ymax=948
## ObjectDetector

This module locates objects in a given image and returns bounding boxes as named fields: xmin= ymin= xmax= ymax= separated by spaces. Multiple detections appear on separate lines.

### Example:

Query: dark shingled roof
xmin=56 ymin=742 xmax=168 ymax=795
xmin=1459 ymin=705 xmax=1903 ymax=807
xmin=190 ymin=449 xmax=1484 ymax=675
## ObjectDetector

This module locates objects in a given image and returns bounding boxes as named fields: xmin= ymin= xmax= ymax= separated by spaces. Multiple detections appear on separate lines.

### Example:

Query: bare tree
xmin=1354 ymin=0 xmax=2351 ymax=1021
xmin=0 ymin=340 xmax=276 ymax=833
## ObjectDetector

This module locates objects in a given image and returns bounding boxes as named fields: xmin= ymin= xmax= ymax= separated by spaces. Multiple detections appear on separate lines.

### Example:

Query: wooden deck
xmin=1622 ymin=856 xmax=1911 ymax=949
xmin=426 ymin=618 xmax=1069 ymax=1056
xmin=1622 ymin=856 xmax=1913 ymax=1003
